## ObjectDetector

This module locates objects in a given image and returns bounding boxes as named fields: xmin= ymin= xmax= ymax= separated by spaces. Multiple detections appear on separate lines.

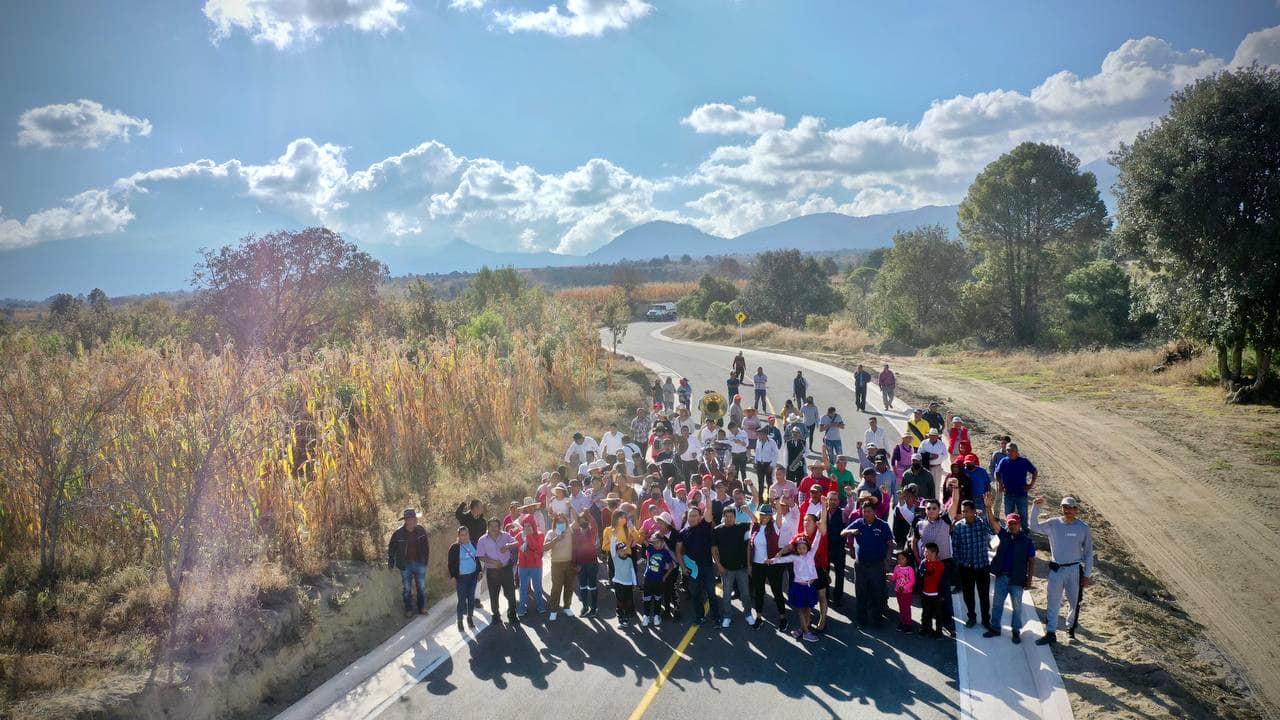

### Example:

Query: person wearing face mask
xmin=903 ymin=453 xmax=935 ymax=504
xmin=546 ymin=512 xmax=576 ymax=621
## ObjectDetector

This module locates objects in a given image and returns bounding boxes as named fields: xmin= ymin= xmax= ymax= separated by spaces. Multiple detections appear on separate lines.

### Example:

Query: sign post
xmin=735 ymin=311 xmax=747 ymax=344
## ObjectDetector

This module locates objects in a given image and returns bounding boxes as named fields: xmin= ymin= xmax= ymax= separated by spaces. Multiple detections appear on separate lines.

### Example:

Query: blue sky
xmin=1 ymin=0 xmax=1278 ymax=297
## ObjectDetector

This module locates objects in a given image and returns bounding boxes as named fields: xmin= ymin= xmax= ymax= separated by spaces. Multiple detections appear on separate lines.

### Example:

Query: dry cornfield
xmin=0 ymin=323 xmax=599 ymax=584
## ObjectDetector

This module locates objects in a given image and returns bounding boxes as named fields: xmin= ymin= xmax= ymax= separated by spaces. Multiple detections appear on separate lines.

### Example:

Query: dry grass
xmin=555 ymin=282 xmax=699 ymax=305
xmin=669 ymin=318 xmax=878 ymax=355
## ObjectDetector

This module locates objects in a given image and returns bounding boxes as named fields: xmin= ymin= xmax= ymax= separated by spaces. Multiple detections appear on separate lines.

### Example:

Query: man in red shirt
xmin=798 ymin=461 xmax=836 ymax=498
xmin=515 ymin=518 xmax=547 ymax=617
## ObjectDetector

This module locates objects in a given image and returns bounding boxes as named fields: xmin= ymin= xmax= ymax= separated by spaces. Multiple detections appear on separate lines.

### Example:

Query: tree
xmin=610 ymin=264 xmax=644 ymax=303
xmin=705 ymin=300 xmax=734 ymax=325
xmin=676 ymin=273 xmax=739 ymax=321
xmin=1112 ymin=66 xmax=1280 ymax=399
xmin=601 ymin=291 xmax=631 ymax=354
xmin=871 ymin=226 xmax=972 ymax=346
xmin=716 ymin=256 xmax=743 ymax=277
xmin=842 ymin=266 xmax=879 ymax=326
xmin=404 ymin=278 xmax=446 ymax=338
xmin=192 ymin=228 xmax=388 ymax=353
xmin=0 ymin=346 xmax=138 ymax=585
xmin=1060 ymin=259 xmax=1146 ymax=346
xmin=959 ymin=142 xmax=1110 ymax=346
xmin=742 ymin=249 xmax=843 ymax=328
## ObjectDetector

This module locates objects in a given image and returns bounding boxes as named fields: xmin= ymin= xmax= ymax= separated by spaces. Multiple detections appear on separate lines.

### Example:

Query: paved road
xmin=376 ymin=322 xmax=959 ymax=720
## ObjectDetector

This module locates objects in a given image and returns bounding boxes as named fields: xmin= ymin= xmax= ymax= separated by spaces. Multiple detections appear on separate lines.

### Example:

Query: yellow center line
xmin=626 ymin=622 xmax=699 ymax=720
xmin=627 ymin=591 xmax=719 ymax=720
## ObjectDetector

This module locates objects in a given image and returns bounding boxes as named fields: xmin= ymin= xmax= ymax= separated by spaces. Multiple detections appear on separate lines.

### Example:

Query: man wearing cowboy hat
xmin=388 ymin=508 xmax=430 ymax=616
xmin=565 ymin=431 xmax=600 ymax=467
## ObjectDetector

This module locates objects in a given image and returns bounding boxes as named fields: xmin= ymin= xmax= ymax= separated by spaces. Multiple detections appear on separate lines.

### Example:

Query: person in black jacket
xmin=388 ymin=508 xmax=430 ymax=616
xmin=455 ymin=497 xmax=487 ymax=546
xmin=448 ymin=526 xmax=481 ymax=631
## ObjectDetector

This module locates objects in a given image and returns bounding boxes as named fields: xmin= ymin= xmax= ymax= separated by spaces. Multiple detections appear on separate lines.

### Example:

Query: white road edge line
xmin=642 ymin=323 xmax=1074 ymax=720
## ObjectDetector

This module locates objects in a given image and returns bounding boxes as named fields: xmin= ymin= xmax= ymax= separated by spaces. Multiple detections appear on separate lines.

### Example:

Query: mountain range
xmin=0 ymin=204 xmax=959 ymax=299
xmin=376 ymin=204 xmax=960 ymax=275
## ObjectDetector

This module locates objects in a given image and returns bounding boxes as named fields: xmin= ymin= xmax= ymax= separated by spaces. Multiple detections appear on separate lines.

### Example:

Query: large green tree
xmin=1112 ymin=66 xmax=1280 ymax=399
xmin=676 ymin=273 xmax=738 ymax=321
xmin=742 ymin=249 xmax=842 ymax=328
xmin=959 ymin=142 xmax=1110 ymax=346
xmin=871 ymin=225 xmax=972 ymax=346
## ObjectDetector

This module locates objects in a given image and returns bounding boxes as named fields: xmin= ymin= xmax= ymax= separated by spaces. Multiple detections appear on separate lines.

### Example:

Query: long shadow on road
xmin=383 ymin=594 xmax=959 ymax=720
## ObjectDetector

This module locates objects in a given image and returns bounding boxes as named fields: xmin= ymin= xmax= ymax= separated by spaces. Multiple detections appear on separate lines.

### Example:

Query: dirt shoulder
xmin=672 ymin=320 xmax=1277 ymax=720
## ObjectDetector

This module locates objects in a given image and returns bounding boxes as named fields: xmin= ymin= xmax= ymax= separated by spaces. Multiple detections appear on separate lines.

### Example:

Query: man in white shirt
xmin=776 ymin=495 xmax=800 ymax=541
xmin=727 ymin=421 xmax=750 ymax=483
xmin=918 ymin=428 xmax=950 ymax=499
xmin=662 ymin=482 xmax=690 ymax=531
xmin=752 ymin=427 xmax=781 ymax=500
xmin=864 ymin=416 xmax=886 ymax=451
xmin=600 ymin=422 xmax=625 ymax=457
xmin=577 ymin=450 xmax=599 ymax=480
xmin=564 ymin=432 xmax=599 ymax=466
xmin=698 ymin=418 xmax=720 ymax=446
xmin=676 ymin=406 xmax=699 ymax=436
xmin=679 ymin=426 xmax=702 ymax=482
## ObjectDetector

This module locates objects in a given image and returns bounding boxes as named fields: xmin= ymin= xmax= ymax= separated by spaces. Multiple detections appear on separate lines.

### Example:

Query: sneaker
xmin=791 ymin=629 xmax=803 ymax=639
xmin=563 ymin=607 xmax=574 ymax=617
xmin=802 ymin=631 xmax=820 ymax=643
xmin=620 ymin=616 xmax=631 ymax=626
xmin=654 ymin=615 xmax=662 ymax=627
xmin=745 ymin=612 xmax=756 ymax=626
xmin=721 ymin=618 xmax=731 ymax=629
xmin=982 ymin=628 xmax=1000 ymax=639
xmin=1012 ymin=630 xmax=1022 ymax=644
xmin=778 ymin=617 xmax=789 ymax=632
xmin=549 ymin=612 xmax=558 ymax=621
xmin=1035 ymin=632 xmax=1057 ymax=646
xmin=965 ymin=617 xmax=977 ymax=628
xmin=467 ymin=615 xmax=476 ymax=629
xmin=640 ymin=615 xmax=650 ymax=627
xmin=752 ymin=617 xmax=764 ymax=630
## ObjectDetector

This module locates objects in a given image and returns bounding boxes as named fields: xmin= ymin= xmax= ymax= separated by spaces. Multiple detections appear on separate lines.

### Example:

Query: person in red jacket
xmin=948 ymin=416 xmax=972 ymax=458
xmin=514 ymin=518 xmax=548 ymax=617
xmin=571 ymin=513 xmax=601 ymax=617
xmin=919 ymin=542 xmax=946 ymax=638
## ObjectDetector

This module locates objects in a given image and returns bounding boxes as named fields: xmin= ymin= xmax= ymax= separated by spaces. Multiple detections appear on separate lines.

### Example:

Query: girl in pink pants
xmin=890 ymin=550 xmax=916 ymax=631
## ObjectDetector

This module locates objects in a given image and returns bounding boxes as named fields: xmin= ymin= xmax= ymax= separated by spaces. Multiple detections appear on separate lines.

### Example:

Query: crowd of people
xmin=388 ymin=354 xmax=1095 ymax=651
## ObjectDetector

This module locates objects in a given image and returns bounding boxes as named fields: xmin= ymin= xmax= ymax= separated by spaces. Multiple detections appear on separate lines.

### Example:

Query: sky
xmin=1 ymin=0 xmax=1279 ymax=298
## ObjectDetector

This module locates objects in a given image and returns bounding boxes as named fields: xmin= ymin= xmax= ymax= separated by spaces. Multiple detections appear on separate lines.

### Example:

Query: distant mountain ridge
xmin=0 ymin=205 xmax=960 ymax=299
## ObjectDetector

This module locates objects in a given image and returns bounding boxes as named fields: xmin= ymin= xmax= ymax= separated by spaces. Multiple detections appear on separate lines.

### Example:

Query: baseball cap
xmin=758 ymin=504 xmax=774 ymax=515
xmin=1006 ymin=512 xmax=1022 ymax=524
xmin=1060 ymin=496 xmax=1080 ymax=507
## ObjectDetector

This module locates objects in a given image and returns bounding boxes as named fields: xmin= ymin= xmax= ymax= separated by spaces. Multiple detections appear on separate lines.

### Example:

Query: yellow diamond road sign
xmin=735 ymin=312 xmax=747 ymax=324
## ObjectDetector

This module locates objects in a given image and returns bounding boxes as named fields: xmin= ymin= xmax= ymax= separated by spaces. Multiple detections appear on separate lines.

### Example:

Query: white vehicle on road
xmin=645 ymin=302 xmax=678 ymax=321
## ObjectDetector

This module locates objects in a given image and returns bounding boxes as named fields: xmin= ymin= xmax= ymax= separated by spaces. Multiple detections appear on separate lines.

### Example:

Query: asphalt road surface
xmin=376 ymin=323 xmax=959 ymax=720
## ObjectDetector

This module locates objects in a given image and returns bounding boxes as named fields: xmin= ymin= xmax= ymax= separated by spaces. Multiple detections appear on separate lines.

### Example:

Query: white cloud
xmin=1232 ymin=26 xmax=1280 ymax=67
xmin=8 ymin=26 xmax=1278 ymax=257
xmin=738 ymin=95 xmax=757 ymax=106
xmin=491 ymin=0 xmax=652 ymax=37
xmin=0 ymin=190 xmax=134 ymax=249
xmin=17 ymin=99 xmax=152 ymax=149
xmin=681 ymin=103 xmax=786 ymax=135
xmin=203 ymin=0 xmax=408 ymax=49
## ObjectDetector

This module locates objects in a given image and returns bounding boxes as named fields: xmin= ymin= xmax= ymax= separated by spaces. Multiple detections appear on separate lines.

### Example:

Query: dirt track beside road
xmin=875 ymin=357 xmax=1277 ymax=718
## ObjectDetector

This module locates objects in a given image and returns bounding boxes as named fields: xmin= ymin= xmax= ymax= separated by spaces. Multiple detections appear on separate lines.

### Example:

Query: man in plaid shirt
xmin=950 ymin=490 xmax=995 ymax=631
xmin=631 ymin=406 xmax=654 ymax=455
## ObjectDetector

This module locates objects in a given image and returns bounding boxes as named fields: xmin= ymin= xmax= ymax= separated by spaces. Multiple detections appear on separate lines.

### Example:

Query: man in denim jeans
xmin=388 ymin=508 xmax=430 ymax=616
xmin=982 ymin=510 xmax=1036 ymax=644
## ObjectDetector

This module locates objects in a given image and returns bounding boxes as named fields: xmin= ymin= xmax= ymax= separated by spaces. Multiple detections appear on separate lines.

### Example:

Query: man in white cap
xmin=918 ymin=427 xmax=950 ymax=501
xmin=1030 ymin=495 xmax=1094 ymax=644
